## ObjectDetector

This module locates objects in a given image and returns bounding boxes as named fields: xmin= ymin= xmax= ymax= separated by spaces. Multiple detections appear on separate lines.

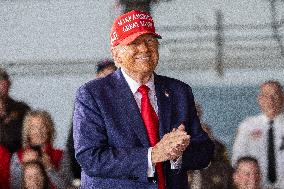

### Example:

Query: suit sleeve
xmin=73 ymin=85 xmax=149 ymax=182
xmin=181 ymin=86 xmax=215 ymax=171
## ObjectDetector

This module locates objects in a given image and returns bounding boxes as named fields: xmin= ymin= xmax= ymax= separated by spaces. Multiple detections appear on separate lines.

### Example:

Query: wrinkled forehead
xmin=29 ymin=116 xmax=44 ymax=125
xmin=237 ymin=162 xmax=259 ymax=173
xmin=260 ymin=83 xmax=283 ymax=95
xmin=130 ymin=33 xmax=158 ymax=43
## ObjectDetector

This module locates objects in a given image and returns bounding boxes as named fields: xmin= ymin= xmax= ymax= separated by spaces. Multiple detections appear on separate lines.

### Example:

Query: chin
xmin=142 ymin=68 xmax=155 ymax=75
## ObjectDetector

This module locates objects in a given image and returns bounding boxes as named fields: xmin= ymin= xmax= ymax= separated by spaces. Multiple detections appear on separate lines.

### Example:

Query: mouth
xmin=136 ymin=55 xmax=150 ymax=61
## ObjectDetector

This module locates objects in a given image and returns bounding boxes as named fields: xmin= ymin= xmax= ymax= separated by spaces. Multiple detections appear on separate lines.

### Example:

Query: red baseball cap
xmin=110 ymin=10 xmax=162 ymax=47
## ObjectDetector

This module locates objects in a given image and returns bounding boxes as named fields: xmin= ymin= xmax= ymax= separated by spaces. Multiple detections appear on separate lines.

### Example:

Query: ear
xmin=233 ymin=171 xmax=240 ymax=184
xmin=257 ymin=93 xmax=262 ymax=105
xmin=111 ymin=46 xmax=122 ymax=67
xmin=233 ymin=172 xmax=237 ymax=183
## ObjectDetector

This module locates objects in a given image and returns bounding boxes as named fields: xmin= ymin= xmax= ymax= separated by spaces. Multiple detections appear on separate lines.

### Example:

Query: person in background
xmin=66 ymin=121 xmax=81 ymax=189
xmin=233 ymin=157 xmax=262 ymax=189
xmin=232 ymin=80 xmax=284 ymax=188
xmin=22 ymin=160 xmax=50 ymax=189
xmin=0 ymin=68 xmax=30 ymax=153
xmin=188 ymin=103 xmax=233 ymax=189
xmin=95 ymin=59 xmax=117 ymax=78
xmin=0 ymin=144 xmax=11 ymax=189
xmin=10 ymin=110 xmax=72 ymax=189
xmin=73 ymin=10 xmax=214 ymax=189
xmin=66 ymin=59 xmax=117 ymax=188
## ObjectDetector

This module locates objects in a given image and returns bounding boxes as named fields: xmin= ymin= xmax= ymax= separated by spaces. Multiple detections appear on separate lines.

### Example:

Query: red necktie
xmin=138 ymin=85 xmax=166 ymax=189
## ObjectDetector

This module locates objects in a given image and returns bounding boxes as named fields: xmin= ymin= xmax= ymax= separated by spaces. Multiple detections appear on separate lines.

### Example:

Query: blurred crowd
xmin=0 ymin=58 xmax=283 ymax=189
xmin=0 ymin=60 xmax=117 ymax=189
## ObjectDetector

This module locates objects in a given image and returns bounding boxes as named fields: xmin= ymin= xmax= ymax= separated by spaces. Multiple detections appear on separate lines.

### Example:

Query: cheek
xmin=259 ymin=99 xmax=269 ymax=107
xmin=150 ymin=50 xmax=159 ymax=62
xmin=30 ymin=131 xmax=40 ymax=139
xmin=0 ymin=86 xmax=9 ymax=94
xmin=30 ymin=130 xmax=48 ymax=142
xmin=121 ymin=54 xmax=136 ymax=68
xmin=124 ymin=51 xmax=135 ymax=61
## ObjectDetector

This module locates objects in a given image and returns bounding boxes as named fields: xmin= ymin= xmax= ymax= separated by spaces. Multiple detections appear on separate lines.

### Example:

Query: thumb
xmin=177 ymin=124 xmax=185 ymax=131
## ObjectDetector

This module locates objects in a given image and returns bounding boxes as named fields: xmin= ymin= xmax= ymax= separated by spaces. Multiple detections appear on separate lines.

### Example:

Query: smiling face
xmin=258 ymin=82 xmax=284 ymax=119
xmin=112 ymin=34 xmax=159 ymax=81
xmin=23 ymin=111 xmax=55 ymax=148
xmin=233 ymin=161 xmax=261 ymax=189
xmin=28 ymin=116 xmax=49 ymax=146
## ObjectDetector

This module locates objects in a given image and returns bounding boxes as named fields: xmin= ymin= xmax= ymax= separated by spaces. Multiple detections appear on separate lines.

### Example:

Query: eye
xmin=131 ymin=41 xmax=138 ymax=45
xmin=146 ymin=38 xmax=156 ymax=44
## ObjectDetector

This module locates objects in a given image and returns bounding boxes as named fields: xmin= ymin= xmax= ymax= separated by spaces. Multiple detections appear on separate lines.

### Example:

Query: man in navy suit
xmin=73 ymin=10 xmax=214 ymax=189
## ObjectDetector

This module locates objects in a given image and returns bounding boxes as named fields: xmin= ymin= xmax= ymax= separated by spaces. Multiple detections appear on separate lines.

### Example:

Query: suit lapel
xmin=154 ymin=74 xmax=172 ymax=138
xmin=111 ymin=69 xmax=150 ymax=147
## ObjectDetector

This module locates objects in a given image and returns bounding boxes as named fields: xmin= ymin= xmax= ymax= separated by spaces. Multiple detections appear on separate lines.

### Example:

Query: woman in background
xmin=10 ymin=110 xmax=72 ymax=189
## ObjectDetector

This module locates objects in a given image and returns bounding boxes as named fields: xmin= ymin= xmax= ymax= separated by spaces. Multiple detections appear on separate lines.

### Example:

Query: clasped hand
xmin=151 ymin=124 xmax=190 ymax=163
xmin=22 ymin=148 xmax=55 ymax=170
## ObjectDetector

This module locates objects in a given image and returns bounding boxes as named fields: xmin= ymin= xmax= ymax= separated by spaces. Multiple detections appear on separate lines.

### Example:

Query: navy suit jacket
xmin=73 ymin=69 xmax=214 ymax=189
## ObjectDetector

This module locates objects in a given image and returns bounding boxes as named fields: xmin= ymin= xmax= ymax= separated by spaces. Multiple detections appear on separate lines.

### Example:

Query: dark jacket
xmin=188 ymin=140 xmax=234 ymax=189
xmin=0 ymin=97 xmax=30 ymax=153
xmin=73 ymin=69 xmax=214 ymax=189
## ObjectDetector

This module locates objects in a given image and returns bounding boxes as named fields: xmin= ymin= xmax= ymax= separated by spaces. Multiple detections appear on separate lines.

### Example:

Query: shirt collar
xmin=262 ymin=112 xmax=284 ymax=124
xmin=121 ymin=68 xmax=155 ymax=94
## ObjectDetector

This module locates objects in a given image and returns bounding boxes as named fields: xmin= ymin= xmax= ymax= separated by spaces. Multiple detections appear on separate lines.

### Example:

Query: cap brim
xmin=119 ymin=31 xmax=162 ymax=46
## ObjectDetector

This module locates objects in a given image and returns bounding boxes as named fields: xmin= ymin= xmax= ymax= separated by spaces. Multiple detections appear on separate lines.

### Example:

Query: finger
xmin=174 ymin=128 xmax=188 ymax=136
xmin=177 ymin=144 xmax=188 ymax=152
xmin=166 ymin=151 xmax=179 ymax=160
xmin=181 ymin=135 xmax=190 ymax=143
xmin=172 ymin=128 xmax=177 ymax=132
xmin=167 ymin=130 xmax=187 ymax=140
xmin=182 ymin=139 xmax=190 ymax=146
xmin=174 ymin=134 xmax=190 ymax=144
xmin=167 ymin=149 xmax=183 ymax=160
xmin=177 ymin=124 xmax=185 ymax=131
xmin=172 ymin=142 xmax=188 ymax=152
xmin=178 ymin=134 xmax=190 ymax=143
xmin=163 ymin=133 xmax=189 ymax=148
xmin=166 ymin=137 xmax=186 ymax=149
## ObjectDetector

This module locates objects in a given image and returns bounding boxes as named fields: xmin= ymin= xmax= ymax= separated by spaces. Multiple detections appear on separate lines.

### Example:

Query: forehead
xmin=0 ymin=80 xmax=9 ymax=84
xmin=238 ymin=161 xmax=258 ymax=171
xmin=260 ymin=83 xmax=282 ymax=94
xmin=29 ymin=116 xmax=43 ymax=124
xmin=130 ymin=34 xmax=158 ymax=43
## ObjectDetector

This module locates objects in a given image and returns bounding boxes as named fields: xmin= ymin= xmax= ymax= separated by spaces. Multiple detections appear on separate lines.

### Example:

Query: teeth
xmin=137 ymin=56 xmax=149 ymax=60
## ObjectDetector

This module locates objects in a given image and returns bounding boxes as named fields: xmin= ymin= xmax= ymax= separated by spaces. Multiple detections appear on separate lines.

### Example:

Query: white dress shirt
xmin=121 ymin=69 xmax=182 ymax=177
xmin=232 ymin=113 xmax=284 ymax=189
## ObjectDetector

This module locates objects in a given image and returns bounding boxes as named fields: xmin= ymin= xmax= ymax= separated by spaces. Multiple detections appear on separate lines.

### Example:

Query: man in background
xmin=232 ymin=80 xmax=284 ymax=188
xmin=95 ymin=59 xmax=117 ymax=78
xmin=0 ymin=68 xmax=30 ymax=153
xmin=233 ymin=156 xmax=262 ymax=189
